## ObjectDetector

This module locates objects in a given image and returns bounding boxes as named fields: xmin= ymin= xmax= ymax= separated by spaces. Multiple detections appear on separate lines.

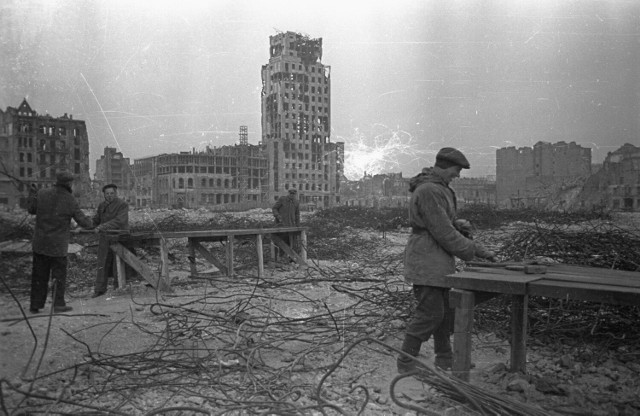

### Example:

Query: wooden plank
xmin=548 ymin=264 xmax=640 ymax=280
xmin=191 ymin=240 xmax=227 ymax=275
xmin=256 ymin=234 xmax=264 ymax=278
xmin=270 ymin=234 xmax=306 ymax=265
xmin=96 ymin=235 xmax=110 ymax=286
xmin=270 ymin=240 xmax=276 ymax=263
xmin=188 ymin=239 xmax=197 ymax=277
xmin=124 ymin=226 xmax=309 ymax=241
xmin=300 ymin=230 xmax=307 ymax=263
xmin=510 ymin=295 xmax=528 ymax=373
xmin=451 ymin=289 xmax=474 ymax=382
xmin=227 ymin=235 xmax=234 ymax=277
xmin=446 ymin=271 xmax=544 ymax=295
xmin=535 ymin=271 xmax=640 ymax=289
xmin=528 ymin=280 xmax=640 ymax=306
xmin=159 ymin=238 xmax=170 ymax=284
xmin=110 ymin=243 xmax=173 ymax=293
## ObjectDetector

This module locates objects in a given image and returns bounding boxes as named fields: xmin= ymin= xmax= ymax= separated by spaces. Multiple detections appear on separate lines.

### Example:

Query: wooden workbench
xmin=96 ymin=226 xmax=308 ymax=292
xmin=444 ymin=263 xmax=640 ymax=381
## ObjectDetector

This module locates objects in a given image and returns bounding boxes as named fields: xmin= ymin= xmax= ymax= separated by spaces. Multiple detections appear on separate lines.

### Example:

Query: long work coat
xmin=272 ymin=196 xmax=300 ymax=226
xmin=27 ymin=184 xmax=93 ymax=257
xmin=404 ymin=168 xmax=490 ymax=286
xmin=93 ymin=198 xmax=129 ymax=231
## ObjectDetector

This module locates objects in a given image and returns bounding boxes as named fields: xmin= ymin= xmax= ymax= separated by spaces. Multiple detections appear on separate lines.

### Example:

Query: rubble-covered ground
xmin=0 ymin=205 xmax=639 ymax=415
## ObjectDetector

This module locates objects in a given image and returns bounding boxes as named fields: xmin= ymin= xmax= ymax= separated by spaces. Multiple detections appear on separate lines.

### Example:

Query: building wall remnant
xmin=261 ymin=31 xmax=343 ymax=208
xmin=0 ymin=99 xmax=92 ymax=208
xmin=573 ymin=143 xmax=640 ymax=212
xmin=340 ymin=172 xmax=410 ymax=208
xmin=451 ymin=176 xmax=497 ymax=206
xmin=496 ymin=141 xmax=591 ymax=208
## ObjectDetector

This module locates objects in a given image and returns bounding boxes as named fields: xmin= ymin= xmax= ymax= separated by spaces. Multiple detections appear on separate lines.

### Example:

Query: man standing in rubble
xmin=397 ymin=147 xmax=496 ymax=373
xmin=272 ymin=188 xmax=301 ymax=262
xmin=27 ymin=171 xmax=94 ymax=313
xmin=272 ymin=188 xmax=300 ymax=226
xmin=92 ymin=184 xmax=131 ymax=298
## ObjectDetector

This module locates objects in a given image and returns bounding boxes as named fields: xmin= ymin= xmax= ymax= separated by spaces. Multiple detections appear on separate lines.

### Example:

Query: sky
xmin=1 ymin=0 xmax=639 ymax=179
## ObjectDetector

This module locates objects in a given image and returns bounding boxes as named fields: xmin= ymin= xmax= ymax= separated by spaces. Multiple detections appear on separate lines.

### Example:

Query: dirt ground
xmin=1 ymin=210 xmax=639 ymax=415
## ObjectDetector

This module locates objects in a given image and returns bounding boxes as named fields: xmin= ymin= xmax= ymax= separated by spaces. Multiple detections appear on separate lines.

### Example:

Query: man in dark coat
xmin=272 ymin=189 xmax=300 ymax=226
xmin=27 ymin=171 xmax=94 ymax=313
xmin=92 ymin=184 xmax=131 ymax=298
xmin=397 ymin=148 xmax=496 ymax=373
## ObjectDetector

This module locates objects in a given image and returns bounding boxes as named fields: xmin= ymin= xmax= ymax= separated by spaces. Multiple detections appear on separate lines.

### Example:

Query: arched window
xmin=209 ymin=179 xmax=214 ymax=187
xmin=178 ymin=178 xmax=184 ymax=189
xmin=187 ymin=178 xmax=193 ymax=188
xmin=201 ymin=179 xmax=206 ymax=187
xmin=224 ymin=179 xmax=229 ymax=188
xmin=217 ymin=178 xmax=222 ymax=187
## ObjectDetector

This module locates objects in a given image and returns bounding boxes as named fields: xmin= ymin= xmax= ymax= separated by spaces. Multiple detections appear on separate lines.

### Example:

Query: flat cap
xmin=288 ymin=189 xmax=297 ymax=194
xmin=436 ymin=147 xmax=470 ymax=169
xmin=56 ymin=171 xmax=75 ymax=184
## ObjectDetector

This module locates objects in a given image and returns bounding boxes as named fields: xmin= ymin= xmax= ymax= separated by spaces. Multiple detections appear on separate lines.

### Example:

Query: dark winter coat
xmin=272 ymin=195 xmax=300 ymax=226
xmin=403 ymin=167 xmax=493 ymax=285
xmin=27 ymin=184 xmax=93 ymax=257
xmin=93 ymin=198 xmax=129 ymax=231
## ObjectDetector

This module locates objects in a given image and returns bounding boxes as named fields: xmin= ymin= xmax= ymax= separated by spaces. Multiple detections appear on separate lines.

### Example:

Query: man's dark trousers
xmin=30 ymin=253 xmax=68 ymax=309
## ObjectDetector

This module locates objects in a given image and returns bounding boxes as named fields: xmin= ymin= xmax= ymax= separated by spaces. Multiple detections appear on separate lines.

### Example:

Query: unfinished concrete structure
xmin=261 ymin=31 xmax=343 ymax=208
xmin=496 ymin=141 xmax=592 ymax=208
xmin=575 ymin=143 xmax=640 ymax=211
xmin=0 ymin=99 xmax=92 ymax=207
xmin=132 ymin=128 xmax=268 ymax=209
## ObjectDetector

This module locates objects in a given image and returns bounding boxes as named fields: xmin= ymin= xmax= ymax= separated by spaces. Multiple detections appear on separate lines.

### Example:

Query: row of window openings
xmin=284 ymin=183 xmax=329 ymax=191
xmin=19 ymin=164 xmax=81 ymax=178
xmin=19 ymin=152 xmax=81 ymax=163
xmin=282 ymin=94 xmax=329 ymax=105
xmin=19 ymin=124 xmax=80 ymax=137
xmin=16 ymin=137 xmax=82 ymax=148
xmin=200 ymin=194 xmax=260 ymax=203
xmin=283 ymin=63 xmax=322 ymax=73
xmin=160 ymin=178 xmax=263 ymax=189
xmin=157 ymin=166 xmax=266 ymax=175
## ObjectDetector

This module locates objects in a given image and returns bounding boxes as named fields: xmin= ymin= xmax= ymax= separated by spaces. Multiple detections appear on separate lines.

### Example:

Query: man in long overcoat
xmin=27 ymin=171 xmax=94 ymax=313
xmin=398 ymin=148 xmax=496 ymax=373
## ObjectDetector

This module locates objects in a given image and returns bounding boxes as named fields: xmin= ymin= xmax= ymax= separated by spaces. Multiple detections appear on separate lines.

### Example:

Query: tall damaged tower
xmin=261 ymin=31 xmax=343 ymax=208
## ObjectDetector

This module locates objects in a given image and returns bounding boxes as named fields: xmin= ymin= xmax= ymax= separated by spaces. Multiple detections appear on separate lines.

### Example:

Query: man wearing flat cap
xmin=397 ymin=147 xmax=496 ymax=373
xmin=91 ymin=183 xmax=133 ymax=298
xmin=27 ymin=171 xmax=94 ymax=313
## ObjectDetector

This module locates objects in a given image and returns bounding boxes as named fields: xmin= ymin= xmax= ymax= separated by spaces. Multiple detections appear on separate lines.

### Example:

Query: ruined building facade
xmin=496 ymin=141 xmax=591 ymax=208
xmin=0 ymin=99 xmax=91 ymax=207
xmin=261 ymin=31 xmax=343 ymax=208
xmin=95 ymin=147 xmax=134 ymax=203
xmin=132 ymin=131 xmax=268 ymax=209
xmin=574 ymin=143 xmax=640 ymax=211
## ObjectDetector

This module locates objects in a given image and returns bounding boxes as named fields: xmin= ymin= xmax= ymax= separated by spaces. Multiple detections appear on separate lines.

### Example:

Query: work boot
xmin=92 ymin=291 xmax=106 ymax=298
xmin=397 ymin=334 xmax=422 ymax=374
xmin=53 ymin=305 xmax=73 ymax=313
xmin=434 ymin=356 xmax=453 ymax=371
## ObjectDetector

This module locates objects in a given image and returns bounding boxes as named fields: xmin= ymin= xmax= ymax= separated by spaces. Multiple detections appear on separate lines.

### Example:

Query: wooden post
xmin=270 ymin=240 xmax=276 ymax=263
xmin=256 ymin=234 xmax=264 ymax=278
xmin=115 ymin=254 xmax=126 ymax=288
xmin=188 ymin=238 xmax=197 ymax=277
xmin=300 ymin=230 xmax=307 ymax=263
xmin=450 ymin=289 xmax=475 ymax=382
xmin=159 ymin=238 xmax=170 ymax=284
xmin=510 ymin=294 xmax=528 ymax=373
xmin=96 ymin=234 xmax=110 ymax=286
xmin=227 ymin=235 xmax=234 ymax=277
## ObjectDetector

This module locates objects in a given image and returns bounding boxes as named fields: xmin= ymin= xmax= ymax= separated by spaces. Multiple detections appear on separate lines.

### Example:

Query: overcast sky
xmin=1 ymin=0 xmax=638 ymax=179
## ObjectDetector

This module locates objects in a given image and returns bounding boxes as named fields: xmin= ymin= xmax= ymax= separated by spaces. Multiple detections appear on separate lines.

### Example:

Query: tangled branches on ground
xmin=497 ymin=221 xmax=640 ymax=271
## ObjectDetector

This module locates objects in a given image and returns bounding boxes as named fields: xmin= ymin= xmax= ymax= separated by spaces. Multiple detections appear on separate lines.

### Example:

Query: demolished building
xmin=574 ymin=143 xmax=640 ymax=211
xmin=0 ymin=99 xmax=92 ymax=208
xmin=261 ymin=31 xmax=344 ymax=208
xmin=496 ymin=141 xmax=592 ymax=209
